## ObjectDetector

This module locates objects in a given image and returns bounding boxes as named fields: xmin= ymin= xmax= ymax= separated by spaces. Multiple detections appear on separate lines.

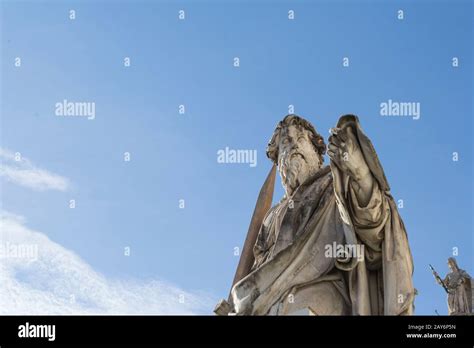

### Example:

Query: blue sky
xmin=1 ymin=0 xmax=472 ymax=315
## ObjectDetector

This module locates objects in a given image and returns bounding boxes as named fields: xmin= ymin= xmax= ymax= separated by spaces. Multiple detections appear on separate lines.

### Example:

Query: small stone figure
xmin=431 ymin=258 xmax=472 ymax=315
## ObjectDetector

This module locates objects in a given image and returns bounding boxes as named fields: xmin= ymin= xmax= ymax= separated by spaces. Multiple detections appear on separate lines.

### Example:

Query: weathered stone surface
xmin=434 ymin=258 xmax=472 ymax=315
xmin=218 ymin=114 xmax=415 ymax=316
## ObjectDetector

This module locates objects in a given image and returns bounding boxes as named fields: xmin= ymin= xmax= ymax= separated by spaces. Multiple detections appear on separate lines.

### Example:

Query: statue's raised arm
xmin=220 ymin=114 xmax=415 ymax=316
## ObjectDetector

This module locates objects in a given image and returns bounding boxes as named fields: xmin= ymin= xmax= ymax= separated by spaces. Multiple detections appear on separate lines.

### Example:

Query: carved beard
xmin=280 ymin=151 xmax=309 ymax=195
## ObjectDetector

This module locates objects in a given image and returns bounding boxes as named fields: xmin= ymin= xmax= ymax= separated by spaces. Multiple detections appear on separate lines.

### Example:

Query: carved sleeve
xmin=347 ymin=179 xmax=388 ymax=252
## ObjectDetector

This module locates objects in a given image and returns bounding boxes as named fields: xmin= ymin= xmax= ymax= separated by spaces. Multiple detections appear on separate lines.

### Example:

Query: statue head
xmin=448 ymin=257 xmax=459 ymax=272
xmin=266 ymin=115 xmax=326 ymax=196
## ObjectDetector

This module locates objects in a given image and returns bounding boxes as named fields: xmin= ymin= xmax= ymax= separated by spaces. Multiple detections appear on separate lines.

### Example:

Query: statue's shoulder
xmin=263 ymin=201 xmax=283 ymax=225
xmin=305 ymin=165 xmax=333 ymax=189
xmin=298 ymin=166 xmax=334 ymax=202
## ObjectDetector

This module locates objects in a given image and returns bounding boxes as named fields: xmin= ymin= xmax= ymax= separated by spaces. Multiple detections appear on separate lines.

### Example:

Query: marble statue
xmin=432 ymin=258 xmax=472 ymax=315
xmin=216 ymin=114 xmax=415 ymax=315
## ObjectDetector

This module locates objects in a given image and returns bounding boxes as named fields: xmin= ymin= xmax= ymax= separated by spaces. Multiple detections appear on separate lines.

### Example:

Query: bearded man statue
xmin=220 ymin=114 xmax=415 ymax=316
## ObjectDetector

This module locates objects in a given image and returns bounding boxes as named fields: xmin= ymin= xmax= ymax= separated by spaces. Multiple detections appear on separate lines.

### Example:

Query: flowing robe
xmin=444 ymin=269 xmax=472 ymax=315
xmin=231 ymin=115 xmax=415 ymax=315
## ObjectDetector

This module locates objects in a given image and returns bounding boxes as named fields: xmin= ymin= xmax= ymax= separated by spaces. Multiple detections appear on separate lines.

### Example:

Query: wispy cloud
xmin=0 ymin=211 xmax=213 ymax=314
xmin=0 ymin=148 xmax=69 ymax=191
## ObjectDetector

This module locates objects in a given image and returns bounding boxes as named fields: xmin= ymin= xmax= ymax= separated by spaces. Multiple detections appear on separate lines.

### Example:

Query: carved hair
xmin=266 ymin=114 xmax=326 ymax=165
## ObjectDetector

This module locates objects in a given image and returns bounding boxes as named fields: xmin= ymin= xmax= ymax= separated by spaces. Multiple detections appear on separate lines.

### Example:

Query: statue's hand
xmin=328 ymin=125 xmax=376 ymax=207
xmin=328 ymin=126 xmax=370 ymax=180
